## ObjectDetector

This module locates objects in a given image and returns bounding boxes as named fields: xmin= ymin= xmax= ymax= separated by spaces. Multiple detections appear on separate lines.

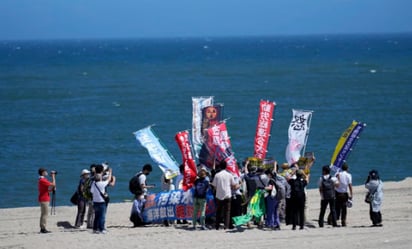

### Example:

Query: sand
xmin=1 ymin=178 xmax=411 ymax=249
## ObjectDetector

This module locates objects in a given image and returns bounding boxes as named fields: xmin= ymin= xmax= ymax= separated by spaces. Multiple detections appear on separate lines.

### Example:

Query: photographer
xmin=37 ymin=168 xmax=56 ymax=233
xmin=90 ymin=166 xmax=112 ymax=234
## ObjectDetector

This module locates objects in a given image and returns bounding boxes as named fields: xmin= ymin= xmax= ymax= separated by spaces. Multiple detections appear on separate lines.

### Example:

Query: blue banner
xmin=330 ymin=121 xmax=366 ymax=172
xmin=134 ymin=126 xmax=180 ymax=175
xmin=142 ymin=189 xmax=216 ymax=222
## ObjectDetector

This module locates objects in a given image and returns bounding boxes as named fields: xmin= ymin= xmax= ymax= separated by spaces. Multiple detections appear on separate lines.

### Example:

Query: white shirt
xmin=335 ymin=171 xmax=352 ymax=193
xmin=138 ymin=173 xmax=148 ymax=195
xmin=211 ymin=170 xmax=236 ymax=200
xmin=91 ymin=179 xmax=109 ymax=203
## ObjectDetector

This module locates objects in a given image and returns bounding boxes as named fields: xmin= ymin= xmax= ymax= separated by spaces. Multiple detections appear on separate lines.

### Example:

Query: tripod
xmin=50 ymin=190 xmax=56 ymax=215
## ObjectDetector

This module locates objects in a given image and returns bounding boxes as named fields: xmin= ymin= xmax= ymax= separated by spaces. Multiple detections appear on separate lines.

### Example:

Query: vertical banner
xmin=133 ymin=126 xmax=180 ymax=176
xmin=330 ymin=121 xmax=366 ymax=172
xmin=253 ymin=100 xmax=276 ymax=160
xmin=175 ymin=131 xmax=198 ymax=191
xmin=285 ymin=109 xmax=314 ymax=165
xmin=198 ymin=104 xmax=224 ymax=168
xmin=192 ymin=96 xmax=214 ymax=159
xmin=201 ymin=104 xmax=224 ymax=137
xmin=206 ymin=122 xmax=240 ymax=176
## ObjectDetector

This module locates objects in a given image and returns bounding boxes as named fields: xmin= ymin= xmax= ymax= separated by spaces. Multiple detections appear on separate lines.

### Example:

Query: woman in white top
xmin=90 ymin=168 xmax=112 ymax=234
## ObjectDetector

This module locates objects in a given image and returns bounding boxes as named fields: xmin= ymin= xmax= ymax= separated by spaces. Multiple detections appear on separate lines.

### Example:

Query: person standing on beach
xmin=161 ymin=172 xmax=175 ymax=227
xmin=192 ymin=168 xmax=210 ymax=230
xmin=318 ymin=165 xmax=339 ymax=227
xmin=288 ymin=169 xmax=307 ymax=230
xmin=229 ymin=173 xmax=243 ymax=229
xmin=211 ymin=160 xmax=240 ymax=230
xmin=38 ymin=167 xmax=56 ymax=233
xmin=365 ymin=170 xmax=383 ymax=227
xmin=85 ymin=164 xmax=97 ymax=229
xmin=334 ymin=163 xmax=353 ymax=227
xmin=74 ymin=169 xmax=90 ymax=228
xmin=90 ymin=167 xmax=112 ymax=234
xmin=264 ymin=169 xmax=281 ymax=230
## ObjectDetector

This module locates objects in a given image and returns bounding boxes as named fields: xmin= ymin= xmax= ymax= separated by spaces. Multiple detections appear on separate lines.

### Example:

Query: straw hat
xmin=281 ymin=163 xmax=289 ymax=169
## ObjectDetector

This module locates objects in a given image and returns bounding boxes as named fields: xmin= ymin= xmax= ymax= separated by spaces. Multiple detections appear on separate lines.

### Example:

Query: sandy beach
xmin=1 ymin=177 xmax=411 ymax=249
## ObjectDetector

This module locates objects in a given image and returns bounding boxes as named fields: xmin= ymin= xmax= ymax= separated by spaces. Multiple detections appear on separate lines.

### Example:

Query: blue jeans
xmin=265 ymin=197 xmax=280 ymax=227
xmin=93 ymin=202 xmax=107 ymax=232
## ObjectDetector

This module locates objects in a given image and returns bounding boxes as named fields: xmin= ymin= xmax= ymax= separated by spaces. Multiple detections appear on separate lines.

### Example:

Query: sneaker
xmin=40 ymin=229 xmax=51 ymax=234
xmin=201 ymin=226 xmax=209 ymax=230
xmin=93 ymin=230 xmax=100 ymax=234
xmin=101 ymin=230 xmax=107 ymax=234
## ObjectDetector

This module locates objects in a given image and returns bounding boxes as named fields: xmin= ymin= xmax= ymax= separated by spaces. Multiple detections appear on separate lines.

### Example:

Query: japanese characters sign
xmin=254 ymin=100 xmax=276 ymax=159
xmin=142 ymin=189 xmax=216 ymax=222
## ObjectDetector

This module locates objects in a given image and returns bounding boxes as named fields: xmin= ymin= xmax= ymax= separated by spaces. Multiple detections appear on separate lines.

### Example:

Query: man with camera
xmin=38 ymin=168 xmax=56 ymax=233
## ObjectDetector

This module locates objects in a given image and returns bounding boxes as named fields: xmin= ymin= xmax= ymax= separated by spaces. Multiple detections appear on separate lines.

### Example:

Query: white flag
xmin=285 ymin=109 xmax=313 ymax=165
xmin=192 ymin=96 xmax=214 ymax=159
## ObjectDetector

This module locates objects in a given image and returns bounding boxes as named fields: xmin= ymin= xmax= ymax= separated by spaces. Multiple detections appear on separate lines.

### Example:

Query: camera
xmin=50 ymin=170 xmax=57 ymax=175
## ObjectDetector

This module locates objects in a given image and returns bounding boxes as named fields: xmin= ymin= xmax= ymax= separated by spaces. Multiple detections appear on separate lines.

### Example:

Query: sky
xmin=1 ymin=0 xmax=411 ymax=40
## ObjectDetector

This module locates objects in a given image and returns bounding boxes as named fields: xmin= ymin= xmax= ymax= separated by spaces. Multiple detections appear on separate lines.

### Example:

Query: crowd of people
xmin=37 ymin=158 xmax=384 ymax=234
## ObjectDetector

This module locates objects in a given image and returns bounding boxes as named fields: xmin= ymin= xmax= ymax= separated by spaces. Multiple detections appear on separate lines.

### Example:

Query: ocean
xmin=1 ymin=33 xmax=411 ymax=208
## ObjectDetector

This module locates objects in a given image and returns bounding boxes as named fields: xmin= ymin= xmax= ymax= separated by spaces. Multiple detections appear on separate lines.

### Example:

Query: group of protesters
xmin=37 ymin=156 xmax=383 ymax=234
xmin=128 ymin=156 xmax=354 ymax=231
xmin=126 ymin=155 xmax=382 ymax=231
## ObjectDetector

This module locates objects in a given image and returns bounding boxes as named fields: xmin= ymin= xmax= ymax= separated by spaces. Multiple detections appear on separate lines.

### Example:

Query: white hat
xmin=81 ymin=169 xmax=90 ymax=176
xmin=102 ymin=162 xmax=109 ymax=170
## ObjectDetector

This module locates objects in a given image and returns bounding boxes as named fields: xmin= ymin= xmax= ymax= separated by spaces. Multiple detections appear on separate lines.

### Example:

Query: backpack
xmin=274 ymin=177 xmax=286 ymax=200
xmin=194 ymin=178 xmax=209 ymax=198
xmin=129 ymin=173 xmax=143 ymax=196
xmin=321 ymin=175 xmax=335 ymax=200
xmin=82 ymin=177 xmax=94 ymax=201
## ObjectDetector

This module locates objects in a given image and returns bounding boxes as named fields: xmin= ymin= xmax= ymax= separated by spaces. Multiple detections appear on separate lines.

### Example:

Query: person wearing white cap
xmin=74 ymin=169 xmax=90 ymax=228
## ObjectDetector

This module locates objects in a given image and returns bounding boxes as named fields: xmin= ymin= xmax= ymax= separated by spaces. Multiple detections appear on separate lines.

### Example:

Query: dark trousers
xmin=75 ymin=199 xmax=87 ymax=227
xmin=285 ymin=198 xmax=292 ymax=225
xmin=319 ymin=199 xmax=337 ymax=227
xmin=215 ymin=198 xmax=231 ymax=229
xmin=369 ymin=205 xmax=382 ymax=225
xmin=230 ymin=194 xmax=243 ymax=228
xmin=291 ymin=197 xmax=305 ymax=229
xmin=335 ymin=192 xmax=349 ymax=224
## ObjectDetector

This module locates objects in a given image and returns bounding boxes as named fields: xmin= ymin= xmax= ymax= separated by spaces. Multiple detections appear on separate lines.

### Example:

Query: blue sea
xmin=1 ymin=33 xmax=411 ymax=209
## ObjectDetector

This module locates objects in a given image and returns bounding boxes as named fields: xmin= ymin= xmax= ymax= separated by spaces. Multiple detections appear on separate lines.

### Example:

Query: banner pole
xmin=302 ymin=111 xmax=313 ymax=155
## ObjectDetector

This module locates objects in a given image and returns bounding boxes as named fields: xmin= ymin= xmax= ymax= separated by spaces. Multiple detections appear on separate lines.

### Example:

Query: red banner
xmin=175 ymin=131 xmax=197 ymax=191
xmin=254 ymin=100 xmax=276 ymax=159
xmin=206 ymin=122 xmax=240 ymax=176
